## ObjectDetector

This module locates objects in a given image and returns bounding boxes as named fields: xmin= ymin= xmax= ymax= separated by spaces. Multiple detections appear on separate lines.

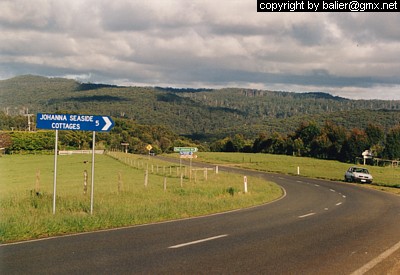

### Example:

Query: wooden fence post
xmin=36 ymin=169 xmax=41 ymax=194
xmin=118 ymin=172 xmax=123 ymax=193
xmin=144 ymin=170 xmax=148 ymax=187
xmin=83 ymin=170 xmax=88 ymax=195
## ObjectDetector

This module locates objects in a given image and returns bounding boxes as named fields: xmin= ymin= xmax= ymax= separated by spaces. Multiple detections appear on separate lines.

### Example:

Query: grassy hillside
xmin=1 ymin=75 xmax=400 ymax=140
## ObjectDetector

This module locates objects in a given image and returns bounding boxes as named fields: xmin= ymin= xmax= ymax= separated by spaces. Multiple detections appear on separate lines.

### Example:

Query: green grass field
xmin=191 ymin=152 xmax=400 ymax=191
xmin=0 ymin=153 xmax=282 ymax=243
xmin=2 ymin=151 xmax=399 ymax=243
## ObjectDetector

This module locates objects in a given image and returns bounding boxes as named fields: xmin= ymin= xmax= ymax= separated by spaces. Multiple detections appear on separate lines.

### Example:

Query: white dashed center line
xmin=169 ymin=234 xmax=228 ymax=249
xmin=298 ymin=213 xmax=316 ymax=219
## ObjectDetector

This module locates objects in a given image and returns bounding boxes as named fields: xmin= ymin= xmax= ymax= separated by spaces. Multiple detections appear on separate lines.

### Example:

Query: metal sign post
xmin=146 ymin=144 xmax=153 ymax=160
xmin=53 ymin=130 xmax=58 ymax=214
xmin=90 ymin=131 xmax=95 ymax=215
xmin=36 ymin=113 xmax=114 ymax=215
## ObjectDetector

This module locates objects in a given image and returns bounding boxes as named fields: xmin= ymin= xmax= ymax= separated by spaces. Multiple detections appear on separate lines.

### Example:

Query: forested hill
xmin=1 ymin=75 xmax=400 ymax=140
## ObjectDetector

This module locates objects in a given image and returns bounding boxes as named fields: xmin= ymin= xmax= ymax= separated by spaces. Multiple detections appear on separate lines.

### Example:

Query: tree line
xmin=210 ymin=121 xmax=400 ymax=163
xmin=0 ymin=117 xmax=199 ymax=155
xmin=1 ymin=111 xmax=399 ymax=164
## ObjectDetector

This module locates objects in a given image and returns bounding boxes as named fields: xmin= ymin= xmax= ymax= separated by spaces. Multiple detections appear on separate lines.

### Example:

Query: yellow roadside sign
xmin=146 ymin=144 xmax=153 ymax=151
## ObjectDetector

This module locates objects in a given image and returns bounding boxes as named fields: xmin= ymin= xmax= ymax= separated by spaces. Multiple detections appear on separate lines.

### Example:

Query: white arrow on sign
xmin=102 ymin=116 xmax=113 ymax=131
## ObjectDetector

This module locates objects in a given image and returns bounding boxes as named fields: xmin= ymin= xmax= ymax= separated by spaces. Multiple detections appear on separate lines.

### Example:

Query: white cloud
xmin=0 ymin=0 xmax=399 ymax=100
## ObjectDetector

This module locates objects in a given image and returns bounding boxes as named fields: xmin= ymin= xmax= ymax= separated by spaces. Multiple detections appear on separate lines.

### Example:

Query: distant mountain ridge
xmin=1 ymin=75 xmax=399 ymax=141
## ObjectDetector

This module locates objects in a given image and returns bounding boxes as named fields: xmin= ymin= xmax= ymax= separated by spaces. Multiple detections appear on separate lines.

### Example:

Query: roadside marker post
xmin=36 ymin=113 xmax=114 ymax=215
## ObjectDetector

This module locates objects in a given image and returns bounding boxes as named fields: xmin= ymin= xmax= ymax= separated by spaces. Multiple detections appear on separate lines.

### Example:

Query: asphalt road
xmin=2 ymin=161 xmax=400 ymax=274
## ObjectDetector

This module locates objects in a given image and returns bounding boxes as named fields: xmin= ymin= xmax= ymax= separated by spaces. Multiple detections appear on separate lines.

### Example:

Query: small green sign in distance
xmin=174 ymin=147 xmax=198 ymax=152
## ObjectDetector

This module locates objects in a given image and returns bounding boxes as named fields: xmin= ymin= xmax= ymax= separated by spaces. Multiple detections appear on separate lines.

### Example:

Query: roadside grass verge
xmin=0 ymin=153 xmax=282 ymax=243
xmin=191 ymin=152 xmax=400 ymax=193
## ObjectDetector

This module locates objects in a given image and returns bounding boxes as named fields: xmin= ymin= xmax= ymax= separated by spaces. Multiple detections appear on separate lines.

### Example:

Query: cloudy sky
xmin=1 ymin=0 xmax=400 ymax=100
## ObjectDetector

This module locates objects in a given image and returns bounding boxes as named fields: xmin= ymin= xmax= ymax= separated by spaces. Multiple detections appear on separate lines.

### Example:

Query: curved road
xmin=1 ymin=162 xmax=400 ymax=274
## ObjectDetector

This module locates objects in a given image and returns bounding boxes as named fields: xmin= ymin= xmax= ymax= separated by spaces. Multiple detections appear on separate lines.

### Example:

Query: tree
xmin=8 ymin=131 xmax=55 ymax=153
xmin=365 ymin=123 xmax=384 ymax=147
xmin=159 ymin=137 xmax=172 ymax=152
xmin=293 ymin=121 xmax=321 ymax=156
xmin=253 ymin=132 xmax=285 ymax=154
xmin=0 ymin=132 xmax=12 ymax=151
xmin=292 ymin=138 xmax=304 ymax=156
xmin=271 ymin=133 xmax=287 ymax=154
xmin=383 ymin=126 xmax=400 ymax=160
xmin=339 ymin=128 xmax=369 ymax=162
xmin=231 ymin=134 xmax=246 ymax=152
xmin=60 ymin=131 xmax=91 ymax=150
xmin=224 ymin=139 xmax=236 ymax=152
xmin=310 ymin=133 xmax=331 ymax=159
xmin=252 ymin=132 xmax=268 ymax=153
xmin=210 ymin=137 xmax=229 ymax=152
xmin=322 ymin=121 xmax=347 ymax=160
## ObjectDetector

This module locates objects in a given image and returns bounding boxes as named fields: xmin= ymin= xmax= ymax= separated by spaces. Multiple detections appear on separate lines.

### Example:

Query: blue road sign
xmin=36 ymin=113 xmax=114 ymax=132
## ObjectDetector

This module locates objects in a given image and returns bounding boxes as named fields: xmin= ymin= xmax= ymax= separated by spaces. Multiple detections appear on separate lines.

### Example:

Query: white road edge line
xmin=336 ymin=202 xmax=343 ymax=206
xmin=169 ymin=234 xmax=228 ymax=249
xmin=298 ymin=213 xmax=316 ymax=219
xmin=350 ymin=240 xmax=400 ymax=275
